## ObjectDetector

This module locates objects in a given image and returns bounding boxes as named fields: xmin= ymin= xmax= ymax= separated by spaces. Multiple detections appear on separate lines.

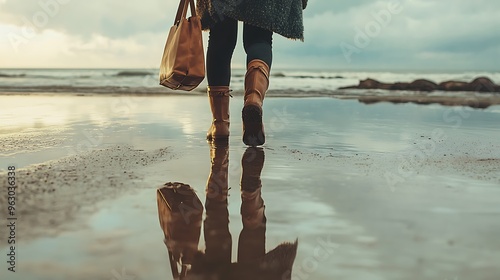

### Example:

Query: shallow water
xmin=1 ymin=96 xmax=500 ymax=280
xmin=1 ymin=68 xmax=499 ymax=93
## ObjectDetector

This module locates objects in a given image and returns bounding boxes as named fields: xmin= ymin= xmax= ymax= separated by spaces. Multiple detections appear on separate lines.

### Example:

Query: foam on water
xmin=1 ymin=68 xmax=499 ymax=93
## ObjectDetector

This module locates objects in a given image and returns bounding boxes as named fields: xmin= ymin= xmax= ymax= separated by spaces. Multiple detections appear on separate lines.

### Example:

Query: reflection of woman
xmin=158 ymin=145 xmax=298 ymax=279
xmin=199 ymin=1 xmax=308 ymax=146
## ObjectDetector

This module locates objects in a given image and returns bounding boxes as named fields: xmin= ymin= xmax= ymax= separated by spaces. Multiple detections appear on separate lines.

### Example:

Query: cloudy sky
xmin=0 ymin=0 xmax=499 ymax=70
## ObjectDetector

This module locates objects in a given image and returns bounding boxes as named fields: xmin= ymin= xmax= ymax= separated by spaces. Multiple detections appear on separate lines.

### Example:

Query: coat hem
xmin=202 ymin=14 xmax=304 ymax=41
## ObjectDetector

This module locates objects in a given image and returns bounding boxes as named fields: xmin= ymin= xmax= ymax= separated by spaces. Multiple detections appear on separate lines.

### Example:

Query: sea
xmin=0 ymin=68 xmax=499 ymax=95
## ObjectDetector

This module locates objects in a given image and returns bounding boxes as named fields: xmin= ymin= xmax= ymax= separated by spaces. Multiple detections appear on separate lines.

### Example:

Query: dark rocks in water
xmin=437 ymin=81 xmax=470 ymax=91
xmin=389 ymin=82 xmax=410 ymax=90
xmin=469 ymin=77 xmax=496 ymax=92
xmin=360 ymin=78 xmax=380 ymax=88
xmin=356 ymin=78 xmax=390 ymax=89
xmin=409 ymin=79 xmax=438 ymax=91
xmin=438 ymin=78 xmax=498 ymax=92
xmin=359 ymin=96 xmax=496 ymax=109
xmin=340 ymin=77 xmax=499 ymax=93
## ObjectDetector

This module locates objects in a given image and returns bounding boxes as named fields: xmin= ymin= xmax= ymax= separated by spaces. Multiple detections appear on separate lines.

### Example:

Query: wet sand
xmin=2 ymin=87 xmax=500 ymax=108
xmin=1 ymin=95 xmax=500 ymax=280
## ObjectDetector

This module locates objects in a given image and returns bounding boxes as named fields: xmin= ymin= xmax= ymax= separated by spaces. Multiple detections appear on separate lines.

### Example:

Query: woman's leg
xmin=206 ymin=18 xmax=238 ymax=142
xmin=243 ymin=23 xmax=273 ymax=69
xmin=207 ymin=17 xmax=238 ymax=86
xmin=242 ymin=24 xmax=273 ymax=146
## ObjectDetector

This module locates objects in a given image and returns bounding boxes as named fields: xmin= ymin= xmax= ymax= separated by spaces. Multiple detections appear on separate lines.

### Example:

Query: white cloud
xmin=1 ymin=0 xmax=499 ymax=70
xmin=0 ymin=23 xmax=167 ymax=68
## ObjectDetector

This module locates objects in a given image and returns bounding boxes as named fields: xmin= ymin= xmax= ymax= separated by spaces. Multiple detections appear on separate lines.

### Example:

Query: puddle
xmin=1 ymin=96 xmax=499 ymax=279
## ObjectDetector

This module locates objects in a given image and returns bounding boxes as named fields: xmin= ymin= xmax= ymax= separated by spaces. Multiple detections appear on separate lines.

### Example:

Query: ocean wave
xmin=272 ymin=72 xmax=345 ymax=79
xmin=113 ymin=71 xmax=154 ymax=77
xmin=0 ymin=85 xmax=184 ymax=95
xmin=0 ymin=73 xmax=93 ymax=79
xmin=231 ymin=73 xmax=345 ymax=79
xmin=0 ymin=73 xmax=27 ymax=78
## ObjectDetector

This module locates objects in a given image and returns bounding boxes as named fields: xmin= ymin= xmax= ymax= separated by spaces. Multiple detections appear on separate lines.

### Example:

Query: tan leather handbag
xmin=157 ymin=182 xmax=203 ymax=278
xmin=159 ymin=0 xmax=205 ymax=91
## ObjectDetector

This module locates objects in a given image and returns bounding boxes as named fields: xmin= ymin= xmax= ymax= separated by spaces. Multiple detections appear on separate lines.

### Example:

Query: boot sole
xmin=242 ymin=105 xmax=265 ymax=146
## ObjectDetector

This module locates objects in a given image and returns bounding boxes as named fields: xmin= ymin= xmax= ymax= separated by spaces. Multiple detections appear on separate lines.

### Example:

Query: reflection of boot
xmin=206 ymin=142 xmax=229 ymax=202
xmin=231 ymin=240 xmax=299 ymax=280
xmin=206 ymin=86 xmax=231 ymax=142
xmin=242 ymin=60 xmax=269 ymax=146
xmin=204 ymin=143 xmax=232 ymax=266
xmin=257 ymin=240 xmax=299 ymax=280
xmin=238 ymin=147 xmax=266 ymax=263
xmin=235 ymin=148 xmax=298 ymax=279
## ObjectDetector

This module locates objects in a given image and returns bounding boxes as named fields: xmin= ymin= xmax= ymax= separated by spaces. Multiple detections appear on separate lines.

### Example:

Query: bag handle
xmin=174 ymin=0 xmax=196 ymax=25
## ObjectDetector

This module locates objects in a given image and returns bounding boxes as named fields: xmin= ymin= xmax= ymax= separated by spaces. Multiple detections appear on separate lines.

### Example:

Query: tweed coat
xmin=196 ymin=0 xmax=307 ymax=41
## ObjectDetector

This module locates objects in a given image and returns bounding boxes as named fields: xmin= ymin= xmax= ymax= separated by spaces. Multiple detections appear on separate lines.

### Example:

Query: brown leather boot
xmin=207 ymin=86 xmax=231 ymax=142
xmin=243 ymin=59 xmax=270 ymax=146
xmin=240 ymin=147 xmax=266 ymax=230
xmin=206 ymin=142 xmax=230 ymax=203
xmin=204 ymin=143 xmax=232 ymax=266
xmin=238 ymin=147 xmax=266 ymax=268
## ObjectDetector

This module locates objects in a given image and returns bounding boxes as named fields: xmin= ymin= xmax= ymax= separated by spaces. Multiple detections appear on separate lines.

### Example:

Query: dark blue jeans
xmin=207 ymin=17 xmax=273 ymax=86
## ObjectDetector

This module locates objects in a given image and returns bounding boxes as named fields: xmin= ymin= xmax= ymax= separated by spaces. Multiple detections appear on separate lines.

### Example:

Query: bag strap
xmin=174 ymin=0 xmax=197 ymax=25
xmin=188 ymin=0 xmax=196 ymax=17
xmin=167 ymin=249 xmax=180 ymax=279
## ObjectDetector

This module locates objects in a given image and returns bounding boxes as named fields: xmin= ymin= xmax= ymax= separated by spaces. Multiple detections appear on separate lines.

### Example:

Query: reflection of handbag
xmin=159 ymin=0 xmax=205 ymax=91
xmin=157 ymin=182 xmax=203 ymax=279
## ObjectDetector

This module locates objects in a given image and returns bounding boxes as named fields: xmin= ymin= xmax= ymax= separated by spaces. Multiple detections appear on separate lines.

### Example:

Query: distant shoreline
xmin=1 ymin=88 xmax=500 ymax=108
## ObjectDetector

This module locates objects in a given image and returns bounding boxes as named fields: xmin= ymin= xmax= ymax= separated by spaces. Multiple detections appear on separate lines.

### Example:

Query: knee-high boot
xmin=204 ymin=143 xmax=232 ymax=266
xmin=207 ymin=86 xmax=231 ymax=142
xmin=242 ymin=59 xmax=270 ymax=146
xmin=238 ymin=147 xmax=266 ymax=263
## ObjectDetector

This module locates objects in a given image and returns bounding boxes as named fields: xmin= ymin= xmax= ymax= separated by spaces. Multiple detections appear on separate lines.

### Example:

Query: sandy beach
xmin=1 ymin=94 xmax=500 ymax=280
xmin=3 ymin=0 xmax=500 ymax=277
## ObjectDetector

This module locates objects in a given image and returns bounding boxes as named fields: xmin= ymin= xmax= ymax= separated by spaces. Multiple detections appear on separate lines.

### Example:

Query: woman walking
xmin=198 ymin=0 xmax=307 ymax=146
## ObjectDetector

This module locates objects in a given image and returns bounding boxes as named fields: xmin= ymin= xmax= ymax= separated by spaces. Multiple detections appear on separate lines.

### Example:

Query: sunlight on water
xmin=1 ymin=96 xmax=499 ymax=280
